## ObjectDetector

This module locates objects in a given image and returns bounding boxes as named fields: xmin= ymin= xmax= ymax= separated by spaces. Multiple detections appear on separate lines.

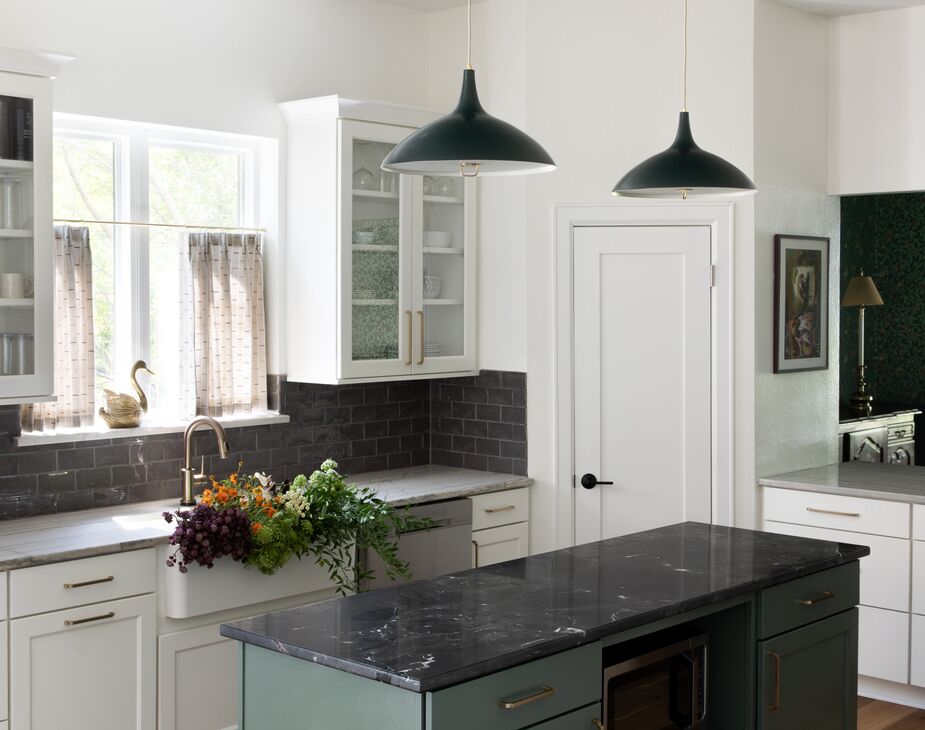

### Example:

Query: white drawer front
xmin=764 ymin=521 xmax=909 ymax=612
xmin=472 ymin=523 xmax=529 ymax=568
xmin=0 ymin=572 xmax=7 ymax=621
xmin=10 ymin=548 xmax=155 ymax=618
xmin=763 ymin=487 xmax=910 ymax=538
xmin=914 ymin=540 xmax=925 ymax=616
xmin=858 ymin=606 xmax=909 ymax=684
xmin=470 ymin=488 xmax=529 ymax=531
xmin=0 ymin=623 xmax=7 ymax=722
xmin=915 ymin=504 xmax=925 ymax=541
xmin=913 ymin=614 xmax=925 ymax=688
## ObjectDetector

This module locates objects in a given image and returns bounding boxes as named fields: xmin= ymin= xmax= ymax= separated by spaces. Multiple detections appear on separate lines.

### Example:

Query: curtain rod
xmin=53 ymin=218 xmax=265 ymax=233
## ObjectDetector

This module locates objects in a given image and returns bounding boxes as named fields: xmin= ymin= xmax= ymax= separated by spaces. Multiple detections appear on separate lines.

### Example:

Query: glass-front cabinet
xmin=282 ymin=97 xmax=476 ymax=384
xmin=0 ymin=63 xmax=56 ymax=403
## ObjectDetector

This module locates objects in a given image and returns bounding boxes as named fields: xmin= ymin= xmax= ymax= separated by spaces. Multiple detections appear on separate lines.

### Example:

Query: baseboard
xmin=859 ymin=676 xmax=925 ymax=709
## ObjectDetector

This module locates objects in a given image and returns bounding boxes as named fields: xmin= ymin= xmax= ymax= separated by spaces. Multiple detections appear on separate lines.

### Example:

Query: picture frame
xmin=773 ymin=234 xmax=829 ymax=373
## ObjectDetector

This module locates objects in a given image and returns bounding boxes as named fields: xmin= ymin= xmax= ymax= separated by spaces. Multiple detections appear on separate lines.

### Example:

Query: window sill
xmin=17 ymin=412 xmax=290 ymax=447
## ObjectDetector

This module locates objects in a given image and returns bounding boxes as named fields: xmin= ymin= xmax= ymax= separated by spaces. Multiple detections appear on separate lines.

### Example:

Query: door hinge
xmin=710 ymin=264 xmax=716 ymax=288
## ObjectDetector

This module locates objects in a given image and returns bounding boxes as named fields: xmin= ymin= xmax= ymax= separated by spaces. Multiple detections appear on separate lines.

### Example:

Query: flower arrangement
xmin=163 ymin=459 xmax=429 ymax=594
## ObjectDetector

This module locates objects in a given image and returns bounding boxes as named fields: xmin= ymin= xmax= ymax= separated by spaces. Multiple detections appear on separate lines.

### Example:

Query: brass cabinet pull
xmin=63 ymin=575 xmax=114 ymax=589
xmin=591 ymin=721 xmax=604 ymax=729
xmin=64 ymin=611 xmax=115 ymax=626
xmin=806 ymin=507 xmax=860 ymax=518
xmin=416 ymin=310 xmax=424 ymax=365
xmin=765 ymin=651 xmax=782 ymax=711
xmin=798 ymin=591 xmax=834 ymax=606
xmin=472 ymin=539 xmax=479 ymax=568
xmin=499 ymin=685 xmax=555 ymax=710
xmin=485 ymin=505 xmax=516 ymax=514
xmin=404 ymin=311 xmax=413 ymax=365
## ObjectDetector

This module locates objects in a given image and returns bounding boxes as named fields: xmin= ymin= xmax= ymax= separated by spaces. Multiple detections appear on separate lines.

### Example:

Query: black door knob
xmin=580 ymin=473 xmax=614 ymax=490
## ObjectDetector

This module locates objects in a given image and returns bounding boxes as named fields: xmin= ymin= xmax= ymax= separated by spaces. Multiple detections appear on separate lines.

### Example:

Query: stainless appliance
xmin=362 ymin=498 xmax=472 ymax=590
xmin=603 ymin=632 xmax=708 ymax=729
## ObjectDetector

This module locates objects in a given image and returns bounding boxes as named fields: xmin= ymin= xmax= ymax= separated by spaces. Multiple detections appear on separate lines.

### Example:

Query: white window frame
xmin=39 ymin=113 xmax=283 ymax=441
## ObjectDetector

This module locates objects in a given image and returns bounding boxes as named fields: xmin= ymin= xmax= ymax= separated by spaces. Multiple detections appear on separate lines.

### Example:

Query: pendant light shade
xmin=381 ymin=0 xmax=554 ymax=178
xmin=613 ymin=111 xmax=756 ymax=198
xmin=381 ymin=69 xmax=555 ymax=177
xmin=613 ymin=0 xmax=755 ymax=199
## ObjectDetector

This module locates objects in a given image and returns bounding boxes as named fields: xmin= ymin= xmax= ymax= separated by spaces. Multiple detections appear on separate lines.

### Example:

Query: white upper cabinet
xmin=0 ymin=63 xmax=58 ymax=403
xmin=281 ymin=96 xmax=477 ymax=384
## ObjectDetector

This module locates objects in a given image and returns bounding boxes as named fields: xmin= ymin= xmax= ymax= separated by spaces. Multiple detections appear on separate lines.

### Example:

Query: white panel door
xmin=574 ymin=225 xmax=712 ymax=544
xmin=471 ymin=523 xmax=530 ymax=568
xmin=858 ymin=605 xmax=909 ymax=684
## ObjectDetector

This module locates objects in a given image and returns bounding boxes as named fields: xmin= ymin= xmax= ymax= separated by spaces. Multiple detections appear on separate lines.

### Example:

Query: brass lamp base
xmin=849 ymin=365 xmax=873 ymax=414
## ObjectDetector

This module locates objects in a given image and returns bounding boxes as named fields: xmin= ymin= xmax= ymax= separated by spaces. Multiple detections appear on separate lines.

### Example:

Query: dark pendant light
xmin=613 ymin=0 xmax=755 ymax=199
xmin=381 ymin=0 xmax=555 ymax=177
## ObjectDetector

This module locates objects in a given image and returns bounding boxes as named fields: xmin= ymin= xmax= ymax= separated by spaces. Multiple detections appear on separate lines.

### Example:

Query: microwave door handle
xmin=691 ymin=649 xmax=706 ymax=723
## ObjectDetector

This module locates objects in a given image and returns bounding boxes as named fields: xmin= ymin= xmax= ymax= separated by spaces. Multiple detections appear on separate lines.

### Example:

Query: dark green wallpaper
xmin=840 ymin=193 xmax=925 ymax=403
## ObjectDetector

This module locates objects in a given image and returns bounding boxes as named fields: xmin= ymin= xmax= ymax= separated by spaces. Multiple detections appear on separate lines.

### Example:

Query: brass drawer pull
xmin=404 ymin=311 xmax=413 ymax=366
xmin=63 ymin=575 xmax=114 ymax=589
xmin=765 ymin=651 xmax=782 ymax=711
xmin=416 ymin=310 xmax=425 ymax=365
xmin=592 ymin=721 xmax=604 ymax=729
xmin=806 ymin=507 xmax=860 ymax=518
xmin=798 ymin=591 xmax=834 ymax=606
xmin=472 ymin=539 xmax=480 ymax=568
xmin=64 ymin=611 xmax=115 ymax=626
xmin=484 ymin=505 xmax=516 ymax=514
xmin=499 ymin=685 xmax=555 ymax=710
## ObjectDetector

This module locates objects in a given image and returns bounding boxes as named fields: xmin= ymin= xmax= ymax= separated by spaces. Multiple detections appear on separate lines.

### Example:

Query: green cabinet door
xmin=757 ymin=609 xmax=858 ymax=730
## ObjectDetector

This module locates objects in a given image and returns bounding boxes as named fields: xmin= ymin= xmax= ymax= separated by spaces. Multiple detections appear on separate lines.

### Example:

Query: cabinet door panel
xmin=912 ymin=614 xmax=925 ymax=689
xmin=529 ymin=703 xmax=602 ymax=729
xmin=914 ymin=540 xmax=924 ymax=615
xmin=858 ymin=605 xmax=908 ymax=684
xmin=758 ymin=609 xmax=857 ymax=730
xmin=472 ymin=523 xmax=529 ymax=568
xmin=10 ymin=593 xmax=156 ymax=730
xmin=158 ymin=623 xmax=238 ymax=730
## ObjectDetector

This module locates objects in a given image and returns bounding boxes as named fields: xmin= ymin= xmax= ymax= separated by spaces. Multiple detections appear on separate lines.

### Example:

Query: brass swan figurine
xmin=99 ymin=360 xmax=154 ymax=428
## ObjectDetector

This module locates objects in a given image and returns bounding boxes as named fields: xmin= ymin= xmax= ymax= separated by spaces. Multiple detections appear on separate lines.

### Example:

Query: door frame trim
xmin=553 ymin=203 xmax=735 ymax=548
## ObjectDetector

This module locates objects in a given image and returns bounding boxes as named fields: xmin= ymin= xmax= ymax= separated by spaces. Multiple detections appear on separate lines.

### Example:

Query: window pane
xmin=52 ymin=136 xmax=117 ymax=404
xmin=147 ymin=144 xmax=242 ymax=418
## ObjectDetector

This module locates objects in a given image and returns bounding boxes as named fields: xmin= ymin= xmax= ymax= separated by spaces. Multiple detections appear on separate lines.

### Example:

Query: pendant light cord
xmin=467 ymin=0 xmax=472 ymax=69
xmin=682 ymin=0 xmax=688 ymax=111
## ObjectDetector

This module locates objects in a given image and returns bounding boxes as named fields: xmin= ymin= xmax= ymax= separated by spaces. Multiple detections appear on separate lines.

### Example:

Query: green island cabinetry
xmin=238 ymin=561 xmax=861 ymax=730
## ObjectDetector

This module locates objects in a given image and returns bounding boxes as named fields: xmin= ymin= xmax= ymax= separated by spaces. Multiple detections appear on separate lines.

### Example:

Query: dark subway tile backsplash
xmin=0 ymin=370 xmax=526 ymax=520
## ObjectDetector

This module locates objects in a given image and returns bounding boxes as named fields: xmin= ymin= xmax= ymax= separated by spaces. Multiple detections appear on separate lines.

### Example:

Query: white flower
xmin=253 ymin=472 xmax=270 ymax=487
xmin=280 ymin=490 xmax=310 ymax=519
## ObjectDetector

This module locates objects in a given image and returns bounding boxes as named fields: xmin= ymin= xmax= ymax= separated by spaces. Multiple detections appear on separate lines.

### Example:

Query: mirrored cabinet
xmin=0 ymin=52 xmax=65 ymax=403
xmin=282 ymin=97 xmax=477 ymax=384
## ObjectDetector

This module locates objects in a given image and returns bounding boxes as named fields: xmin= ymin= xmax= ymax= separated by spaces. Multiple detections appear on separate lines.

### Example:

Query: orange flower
xmin=230 ymin=473 xmax=238 ymax=484
xmin=251 ymin=522 xmax=263 ymax=535
xmin=263 ymin=506 xmax=276 ymax=518
xmin=216 ymin=490 xmax=229 ymax=504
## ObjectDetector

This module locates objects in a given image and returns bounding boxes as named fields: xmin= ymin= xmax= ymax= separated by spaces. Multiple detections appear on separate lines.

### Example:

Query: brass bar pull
xmin=806 ymin=507 xmax=861 ymax=518
xmin=472 ymin=539 xmax=479 ymax=568
xmin=63 ymin=575 xmax=114 ymax=589
xmin=591 ymin=721 xmax=604 ymax=729
xmin=798 ymin=591 xmax=834 ymax=606
xmin=485 ymin=505 xmax=516 ymax=514
xmin=64 ymin=611 xmax=115 ymax=626
xmin=499 ymin=685 xmax=555 ymax=710
xmin=416 ymin=310 xmax=425 ymax=365
xmin=404 ymin=311 xmax=413 ymax=366
xmin=765 ymin=651 xmax=782 ymax=711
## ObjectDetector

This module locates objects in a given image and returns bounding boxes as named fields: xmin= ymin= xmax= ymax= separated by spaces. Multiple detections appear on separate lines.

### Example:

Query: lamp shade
xmin=841 ymin=275 xmax=884 ymax=307
xmin=612 ymin=112 xmax=756 ymax=198
xmin=381 ymin=69 xmax=556 ymax=177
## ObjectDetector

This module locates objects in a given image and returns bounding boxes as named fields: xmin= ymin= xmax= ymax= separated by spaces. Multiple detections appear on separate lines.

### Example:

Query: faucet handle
xmin=193 ymin=455 xmax=206 ymax=482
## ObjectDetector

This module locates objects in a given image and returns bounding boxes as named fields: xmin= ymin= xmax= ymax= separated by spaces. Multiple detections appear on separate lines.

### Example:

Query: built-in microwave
xmin=602 ymin=631 xmax=708 ymax=729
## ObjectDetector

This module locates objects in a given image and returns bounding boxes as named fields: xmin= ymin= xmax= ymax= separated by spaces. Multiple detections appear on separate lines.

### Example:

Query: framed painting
xmin=773 ymin=234 xmax=829 ymax=373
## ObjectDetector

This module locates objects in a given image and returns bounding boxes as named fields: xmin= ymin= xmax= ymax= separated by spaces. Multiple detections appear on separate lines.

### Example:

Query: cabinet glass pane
xmin=351 ymin=138 xmax=401 ymax=362
xmin=0 ymin=96 xmax=36 ymax=377
xmin=422 ymin=176 xmax=464 ymax=359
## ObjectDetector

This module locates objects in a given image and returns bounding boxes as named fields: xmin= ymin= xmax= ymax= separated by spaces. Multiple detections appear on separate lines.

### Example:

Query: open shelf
xmin=0 ymin=159 xmax=33 ymax=173
xmin=0 ymin=229 xmax=33 ymax=239
xmin=0 ymin=298 xmax=34 ymax=308
xmin=423 ymin=298 xmax=463 ymax=306
xmin=353 ymin=189 xmax=398 ymax=203
xmin=423 ymin=247 xmax=463 ymax=256
xmin=353 ymin=244 xmax=398 ymax=253
xmin=424 ymin=194 xmax=463 ymax=205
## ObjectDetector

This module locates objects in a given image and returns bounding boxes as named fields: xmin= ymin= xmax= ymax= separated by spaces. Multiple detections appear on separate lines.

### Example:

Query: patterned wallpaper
xmin=840 ymin=193 xmax=925 ymax=403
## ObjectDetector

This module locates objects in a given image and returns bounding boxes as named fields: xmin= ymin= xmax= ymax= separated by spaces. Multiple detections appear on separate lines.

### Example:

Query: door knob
xmin=580 ymin=473 xmax=613 ymax=490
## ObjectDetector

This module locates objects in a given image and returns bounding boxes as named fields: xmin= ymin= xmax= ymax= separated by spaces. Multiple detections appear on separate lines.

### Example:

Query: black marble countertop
xmin=220 ymin=522 xmax=869 ymax=693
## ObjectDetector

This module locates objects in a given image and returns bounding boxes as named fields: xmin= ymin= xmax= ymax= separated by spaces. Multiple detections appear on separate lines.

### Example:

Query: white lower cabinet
xmin=912 ymin=614 xmax=925 ymax=688
xmin=472 ymin=522 xmax=529 ymax=568
xmin=858 ymin=601 xmax=910 ymax=685
xmin=0 ymin=622 xmax=7 ymax=723
xmin=158 ymin=624 xmax=239 ymax=730
xmin=10 ymin=593 xmax=156 ymax=730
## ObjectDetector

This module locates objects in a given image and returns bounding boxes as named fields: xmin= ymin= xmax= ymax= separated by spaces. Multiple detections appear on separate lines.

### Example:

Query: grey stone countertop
xmin=220 ymin=522 xmax=869 ymax=693
xmin=758 ymin=462 xmax=925 ymax=504
xmin=0 ymin=465 xmax=532 ymax=570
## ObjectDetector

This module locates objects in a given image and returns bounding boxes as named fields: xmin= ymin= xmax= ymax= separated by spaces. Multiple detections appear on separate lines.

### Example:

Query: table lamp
xmin=841 ymin=271 xmax=884 ymax=412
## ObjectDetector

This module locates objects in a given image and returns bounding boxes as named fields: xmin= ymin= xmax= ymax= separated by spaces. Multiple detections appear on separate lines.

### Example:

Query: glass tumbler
xmin=1 ymin=335 xmax=14 ymax=376
xmin=16 ymin=334 xmax=33 ymax=375
xmin=0 ymin=177 xmax=22 ymax=230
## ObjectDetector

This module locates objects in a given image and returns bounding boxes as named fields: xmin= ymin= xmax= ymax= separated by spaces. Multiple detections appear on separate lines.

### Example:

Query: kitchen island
xmin=221 ymin=522 xmax=868 ymax=729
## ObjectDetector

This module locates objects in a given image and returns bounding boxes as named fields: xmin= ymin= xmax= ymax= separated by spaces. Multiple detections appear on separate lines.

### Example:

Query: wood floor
xmin=858 ymin=698 xmax=925 ymax=729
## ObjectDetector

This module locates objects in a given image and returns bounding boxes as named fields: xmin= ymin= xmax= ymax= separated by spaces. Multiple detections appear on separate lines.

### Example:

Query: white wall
xmin=430 ymin=0 xmax=757 ymax=551
xmin=0 ymin=0 xmax=431 ymax=374
xmin=754 ymin=1 xmax=840 ymax=480
xmin=829 ymin=5 xmax=925 ymax=194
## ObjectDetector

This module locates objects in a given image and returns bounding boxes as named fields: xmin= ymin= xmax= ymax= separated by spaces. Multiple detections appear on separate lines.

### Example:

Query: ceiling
xmin=377 ymin=0 xmax=925 ymax=15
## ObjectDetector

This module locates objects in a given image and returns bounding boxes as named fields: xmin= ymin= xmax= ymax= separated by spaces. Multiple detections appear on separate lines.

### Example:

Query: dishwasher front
xmin=361 ymin=498 xmax=473 ymax=590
